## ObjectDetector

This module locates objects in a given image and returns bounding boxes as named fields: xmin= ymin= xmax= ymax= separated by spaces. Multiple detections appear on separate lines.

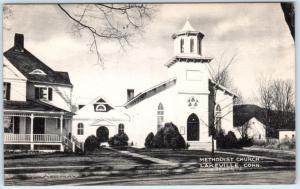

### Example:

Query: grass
xmin=4 ymin=148 xmax=153 ymax=168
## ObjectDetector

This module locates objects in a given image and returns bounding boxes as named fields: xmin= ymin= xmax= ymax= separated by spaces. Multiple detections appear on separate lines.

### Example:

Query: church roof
xmin=180 ymin=19 xmax=196 ymax=32
xmin=124 ymin=78 xmax=177 ymax=108
xmin=166 ymin=55 xmax=213 ymax=68
xmin=172 ymin=20 xmax=204 ymax=39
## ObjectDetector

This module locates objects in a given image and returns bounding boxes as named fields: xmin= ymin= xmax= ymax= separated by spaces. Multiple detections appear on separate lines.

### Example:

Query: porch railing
xmin=4 ymin=133 xmax=31 ymax=142
xmin=4 ymin=133 xmax=61 ymax=143
xmin=33 ymin=134 xmax=61 ymax=143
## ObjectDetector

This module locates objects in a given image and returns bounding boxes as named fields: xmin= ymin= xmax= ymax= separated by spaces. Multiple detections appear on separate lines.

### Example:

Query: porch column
xmin=60 ymin=115 xmax=63 ymax=152
xmin=30 ymin=114 xmax=34 ymax=150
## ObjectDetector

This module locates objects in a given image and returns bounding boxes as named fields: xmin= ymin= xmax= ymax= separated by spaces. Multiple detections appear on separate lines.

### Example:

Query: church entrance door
xmin=187 ymin=113 xmax=199 ymax=141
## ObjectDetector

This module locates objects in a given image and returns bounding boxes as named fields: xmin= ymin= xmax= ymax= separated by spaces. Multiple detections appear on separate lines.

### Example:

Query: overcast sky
xmin=3 ymin=3 xmax=295 ymax=106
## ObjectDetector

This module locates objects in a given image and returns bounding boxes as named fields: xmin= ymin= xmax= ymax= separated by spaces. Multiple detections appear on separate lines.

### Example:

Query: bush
xmin=145 ymin=132 xmax=154 ymax=148
xmin=215 ymin=130 xmax=226 ymax=149
xmin=108 ymin=132 xmax=129 ymax=147
xmin=238 ymin=136 xmax=254 ymax=147
xmin=216 ymin=131 xmax=240 ymax=149
xmin=223 ymin=131 xmax=239 ymax=149
xmin=84 ymin=135 xmax=99 ymax=152
xmin=145 ymin=122 xmax=186 ymax=149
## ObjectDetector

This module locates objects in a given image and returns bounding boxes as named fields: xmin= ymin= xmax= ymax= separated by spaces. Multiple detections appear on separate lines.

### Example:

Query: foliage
xmin=144 ymin=132 xmax=154 ymax=148
xmin=108 ymin=132 xmax=129 ymax=147
xmin=145 ymin=122 xmax=186 ymax=149
xmin=84 ymin=135 xmax=100 ymax=152
xmin=216 ymin=131 xmax=240 ymax=149
xmin=237 ymin=135 xmax=254 ymax=147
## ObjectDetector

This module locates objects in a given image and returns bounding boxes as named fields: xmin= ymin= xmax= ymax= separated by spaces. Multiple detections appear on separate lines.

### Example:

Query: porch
xmin=3 ymin=110 xmax=74 ymax=152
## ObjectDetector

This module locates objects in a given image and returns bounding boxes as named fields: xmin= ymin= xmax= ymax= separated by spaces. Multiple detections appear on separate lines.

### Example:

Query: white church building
xmin=73 ymin=20 xmax=237 ymax=150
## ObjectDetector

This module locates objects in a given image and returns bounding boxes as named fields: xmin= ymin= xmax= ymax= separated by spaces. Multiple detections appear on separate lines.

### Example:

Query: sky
xmin=3 ymin=3 xmax=295 ymax=106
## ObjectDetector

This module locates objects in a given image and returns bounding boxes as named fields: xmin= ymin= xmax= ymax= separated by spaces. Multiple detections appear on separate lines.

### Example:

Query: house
xmin=3 ymin=33 xmax=78 ymax=152
xmin=279 ymin=130 xmax=295 ymax=144
xmin=73 ymin=20 xmax=237 ymax=150
xmin=233 ymin=104 xmax=295 ymax=141
xmin=233 ymin=104 xmax=267 ymax=141
xmin=72 ymin=97 xmax=130 ymax=144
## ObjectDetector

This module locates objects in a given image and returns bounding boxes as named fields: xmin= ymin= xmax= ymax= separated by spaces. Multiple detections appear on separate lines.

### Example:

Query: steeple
xmin=172 ymin=20 xmax=204 ymax=56
xmin=180 ymin=19 xmax=196 ymax=32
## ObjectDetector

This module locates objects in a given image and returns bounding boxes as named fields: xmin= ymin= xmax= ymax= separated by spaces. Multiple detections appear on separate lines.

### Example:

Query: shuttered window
xmin=3 ymin=82 xmax=11 ymax=100
xmin=35 ymin=86 xmax=53 ymax=101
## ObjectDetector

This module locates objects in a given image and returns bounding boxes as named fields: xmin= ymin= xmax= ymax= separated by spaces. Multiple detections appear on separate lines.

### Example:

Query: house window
xmin=215 ymin=104 xmax=222 ymax=131
xmin=180 ymin=38 xmax=184 ymax=53
xmin=77 ymin=123 xmax=84 ymax=135
xmin=157 ymin=103 xmax=164 ymax=130
xmin=35 ymin=86 xmax=53 ymax=101
xmin=190 ymin=38 xmax=194 ymax=52
xmin=3 ymin=82 xmax=11 ymax=100
xmin=4 ymin=117 xmax=20 ymax=134
xmin=30 ymin=69 xmax=46 ymax=75
xmin=118 ymin=123 xmax=125 ymax=134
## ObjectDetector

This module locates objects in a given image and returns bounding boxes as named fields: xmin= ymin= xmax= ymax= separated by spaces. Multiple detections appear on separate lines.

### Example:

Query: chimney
xmin=127 ymin=89 xmax=134 ymax=102
xmin=14 ymin=33 xmax=24 ymax=52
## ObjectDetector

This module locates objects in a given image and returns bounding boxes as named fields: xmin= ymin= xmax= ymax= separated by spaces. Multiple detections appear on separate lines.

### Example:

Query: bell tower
xmin=166 ymin=19 xmax=213 ymax=94
xmin=172 ymin=19 xmax=204 ymax=56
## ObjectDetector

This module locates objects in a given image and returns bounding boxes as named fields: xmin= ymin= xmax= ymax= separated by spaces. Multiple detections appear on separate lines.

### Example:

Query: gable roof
xmin=209 ymin=80 xmax=238 ymax=97
xmin=124 ymin=78 xmax=177 ymax=108
xmin=4 ymin=45 xmax=72 ymax=86
xmin=233 ymin=104 xmax=267 ymax=126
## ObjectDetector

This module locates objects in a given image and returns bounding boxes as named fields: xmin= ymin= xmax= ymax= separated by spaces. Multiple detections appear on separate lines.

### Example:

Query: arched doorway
xmin=96 ymin=126 xmax=109 ymax=143
xmin=187 ymin=113 xmax=199 ymax=141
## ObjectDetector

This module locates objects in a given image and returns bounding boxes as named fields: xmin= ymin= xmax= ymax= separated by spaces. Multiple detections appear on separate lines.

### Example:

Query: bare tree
xmin=257 ymin=77 xmax=295 ymax=136
xmin=236 ymin=121 xmax=251 ymax=140
xmin=205 ymin=52 xmax=238 ymax=155
xmin=58 ymin=4 xmax=155 ymax=68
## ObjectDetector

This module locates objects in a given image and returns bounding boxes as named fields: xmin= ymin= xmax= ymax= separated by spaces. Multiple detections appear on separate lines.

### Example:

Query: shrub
xmin=84 ymin=135 xmax=99 ymax=152
xmin=146 ymin=122 xmax=186 ymax=149
xmin=108 ymin=132 xmax=129 ymax=147
xmin=215 ymin=130 xmax=226 ymax=149
xmin=224 ymin=131 xmax=239 ymax=149
xmin=238 ymin=135 xmax=254 ymax=147
xmin=145 ymin=132 xmax=154 ymax=148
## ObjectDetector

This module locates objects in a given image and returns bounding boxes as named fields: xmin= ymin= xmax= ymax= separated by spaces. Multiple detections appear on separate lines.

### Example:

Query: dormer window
xmin=30 ymin=69 xmax=46 ymax=75
xmin=35 ymin=86 xmax=53 ymax=101
xmin=180 ymin=38 xmax=184 ymax=53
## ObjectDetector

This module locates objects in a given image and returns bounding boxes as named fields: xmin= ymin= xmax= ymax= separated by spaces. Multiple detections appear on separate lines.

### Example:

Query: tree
xmin=58 ymin=4 xmax=154 ymax=68
xmin=206 ymin=52 xmax=238 ymax=154
xmin=281 ymin=2 xmax=294 ymax=40
xmin=257 ymin=77 xmax=295 ymax=134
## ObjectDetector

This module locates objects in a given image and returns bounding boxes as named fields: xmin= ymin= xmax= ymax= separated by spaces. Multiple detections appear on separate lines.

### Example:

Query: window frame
xmin=118 ymin=123 xmax=125 ymax=134
xmin=3 ymin=82 xmax=11 ymax=100
xmin=157 ymin=103 xmax=164 ymax=130
xmin=180 ymin=38 xmax=184 ymax=53
xmin=77 ymin=123 xmax=84 ymax=135
xmin=190 ymin=38 xmax=194 ymax=53
xmin=35 ymin=86 xmax=53 ymax=101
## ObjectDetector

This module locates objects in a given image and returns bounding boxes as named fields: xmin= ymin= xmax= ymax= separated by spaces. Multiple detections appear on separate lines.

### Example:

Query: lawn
xmin=4 ymin=148 xmax=153 ymax=169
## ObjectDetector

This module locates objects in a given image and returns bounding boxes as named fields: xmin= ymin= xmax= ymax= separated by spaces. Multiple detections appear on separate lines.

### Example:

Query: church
xmin=73 ymin=20 xmax=237 ymax=150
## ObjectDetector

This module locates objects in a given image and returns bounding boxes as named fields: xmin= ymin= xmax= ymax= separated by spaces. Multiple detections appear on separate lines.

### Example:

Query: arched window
xmin=30 ymin=69 xmax=46 ymax=75
xmin=77 ymin=123 xmax=84 ymax=135
xmin=157 ymin=103 xmax=164 ymax=130
xmin=180 ymin=38 xmax=184 ymax=53
xmin=215 ymin=105 xmax=222 ymax=132
xmin=190 ymin=38 xmax=194 ymax=53
xmin=118 ymin=123 xmax=125 ymax=134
